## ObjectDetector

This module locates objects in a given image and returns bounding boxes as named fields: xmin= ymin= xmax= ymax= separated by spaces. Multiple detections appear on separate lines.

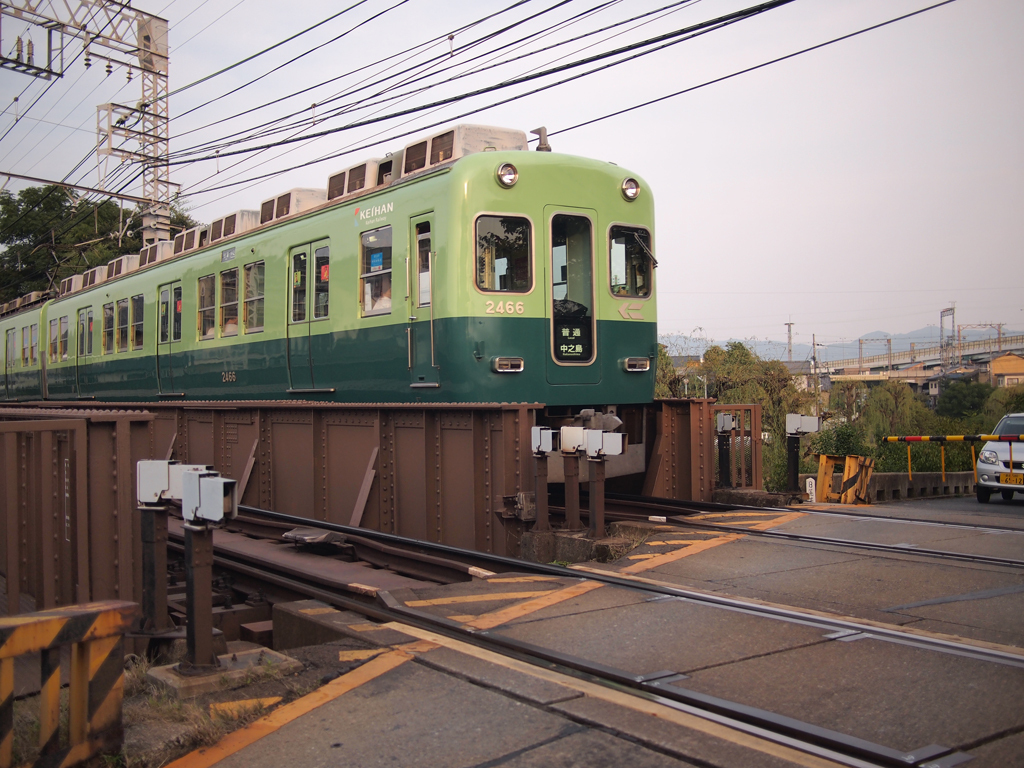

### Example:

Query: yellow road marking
xmin=487 ymin=576 xmax=561 ymax=583
xmin=696 ymin=511 xmax=780 ymax=519
xmin=385 ymin=622 xmax=846 ymax=768
xmin=621 ymin=534 xmax=744 ymax=574
xmin=627 ymin=553 xmax=658 ymax=560
xmin=646 ymin=540 xmax=706 ymax=546
xmin=746 ymin=511 xmax=806 ymax=530
xmin=338 ymin=648 xmax=384 ymax=662
xmin=406 ymin=590 xmax=555 ymax=607
xmin=448 ymin=614 xmax=477 ymax=623
xmin=467 ymin=581 xmax=604 ymax=630
xmin=167 ymin=647 xmax=417 ymax=768
xmin=348 ymin=623 xmax=386 ymax=632
xmin=209 ymin=697 xmax=282 ymax=719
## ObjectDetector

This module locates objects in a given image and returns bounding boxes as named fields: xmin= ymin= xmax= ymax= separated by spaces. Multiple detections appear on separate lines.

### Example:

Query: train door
xmin=286 ymin=242 xmax=330 ymax=392
xmin=75 ymin=306 xmax=94 ymax=396
xmin=544 ymin=206 xmax=601 ymax=385
xmin=157 ymin=282 xmax=185 ymax=395
xmin=407 ymin=214 xmax=439 ymax=388
xmin=3 ymin=327 xmax=13 ymax=400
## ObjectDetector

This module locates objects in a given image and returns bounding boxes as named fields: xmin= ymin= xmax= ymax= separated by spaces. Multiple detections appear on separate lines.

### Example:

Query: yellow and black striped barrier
xmin=885 ymin=435 xmax=1024 ymax=443
xmin=0 ymin=601 xmax=138 ymax=768
xmin=885 ymin=435 xmax=1024 ymax=484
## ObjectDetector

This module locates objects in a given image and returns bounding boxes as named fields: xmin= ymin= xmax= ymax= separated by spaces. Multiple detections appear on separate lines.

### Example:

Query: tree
xmin=654 ymin=344 xmax=679 ymax=398
xmin=830 ymin=380 xmax=867 ymax=424
xmin=936 ymin=380 xmax=993 ymax=420
xmin=0 ymin=185 xmax=199 ymax=302
xmin=862 ymin=380 xmax=925 ymax=437
xmin=984 ymin=384 xmax=1024 ymax=426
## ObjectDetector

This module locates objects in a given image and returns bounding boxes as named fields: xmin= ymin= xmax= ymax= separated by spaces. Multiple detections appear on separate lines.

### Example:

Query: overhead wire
xmin=168 ymin=0 xmax=691 ymax=158
xmin=179 ymin=0 xmax=961 ymax=201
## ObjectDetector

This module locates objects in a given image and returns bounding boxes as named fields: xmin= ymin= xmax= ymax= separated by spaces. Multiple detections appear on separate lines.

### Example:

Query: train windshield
xmin=551 ymin=214 xmax=594 ymax=363
xmin=476 ymin=216 xmax=530 ymax=292
xmin=609 ymin=226 xmax=652 ymax=298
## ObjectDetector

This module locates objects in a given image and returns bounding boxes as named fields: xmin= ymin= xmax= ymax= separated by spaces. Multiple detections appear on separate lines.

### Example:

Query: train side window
xmin=313 ymin=246 xmax=329 ymax=319
xmin=291 ymin=252 xmax=307 ymax=322
xmin=551 ymin=214 xmax=594 ymax=363
xmin=172 ymin=286 xmax=182 ymax=342
xmin=78 ymin=308 xmax=93 ymax=356
xmin=59 ymin=316 xmax=69 ymax=360
xmin=609 ymin=226 xmax=652 ymax=298
xmin=360 ymin=226 xmax=392 ymax=317
xmin=244 ymin=262 xmax=265 ymax=333
xmin=49 ymin=319 xmax=59 ymax=363
xmin=102 ymin=304 xmax=114 ymax=354
xmin=198 ymin=275 xmax=215 ymax=340
xmin=30 ymin=323 xmax=38 ymax=365
xmin=416 ymin=223 xmax=431 ymax=307
xmin=220 ymin=269 xmax=239 ymax=336
xmin=429 ymin=131 xmax=454 ymax=164
xmin=116 ymin=299 xmax=129 ymax=353
xmin=131 ymin=295 xmax=144 ymax=349
xmin=159 ymin=290 xmax=170 ymax=343
xmin=475 ymin=215 xmax=531 ymax=292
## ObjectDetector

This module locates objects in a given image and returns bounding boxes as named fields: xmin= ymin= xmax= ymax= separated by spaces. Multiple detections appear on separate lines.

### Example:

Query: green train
xmin=1 ymin=125 xmax=656 ymax=416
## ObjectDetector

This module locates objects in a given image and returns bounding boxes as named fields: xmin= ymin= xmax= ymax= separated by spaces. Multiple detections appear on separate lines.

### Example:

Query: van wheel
xmin=1002 ymin=490 xmax=1016 ymax=501
xmin=977 ymin=488 xmax=992 ymax=503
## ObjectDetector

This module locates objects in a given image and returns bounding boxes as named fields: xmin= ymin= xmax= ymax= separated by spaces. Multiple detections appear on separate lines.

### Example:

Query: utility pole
xmin=812 ymin=333 xmax=820 ymax=417
xmin=785 ymin=322 xmax=794 ymax=362
xmin=1 ymin=2 xmax=174 ymax=244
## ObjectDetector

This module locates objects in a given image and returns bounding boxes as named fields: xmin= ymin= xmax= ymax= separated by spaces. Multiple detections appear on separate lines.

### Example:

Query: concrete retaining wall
xmin=798 ymin=471 xmax=976 ymax=503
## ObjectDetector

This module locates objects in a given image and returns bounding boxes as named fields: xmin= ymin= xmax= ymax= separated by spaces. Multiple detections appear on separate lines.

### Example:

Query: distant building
xmin=670 ymin=355 xmax=703 ymax=372
xmin=990 ymin=353 xmax=1024 ymax=388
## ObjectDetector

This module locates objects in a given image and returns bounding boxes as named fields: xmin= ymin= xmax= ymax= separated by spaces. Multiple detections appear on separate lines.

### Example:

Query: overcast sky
xmin=1 ymin=0 xmax=1020 ymax=354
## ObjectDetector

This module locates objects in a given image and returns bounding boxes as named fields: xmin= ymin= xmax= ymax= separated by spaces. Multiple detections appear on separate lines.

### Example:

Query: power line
xmin=162 ymin=0 xmax=794 ymax=168
xmin=550 ymin=0 xmax=961 ymax=137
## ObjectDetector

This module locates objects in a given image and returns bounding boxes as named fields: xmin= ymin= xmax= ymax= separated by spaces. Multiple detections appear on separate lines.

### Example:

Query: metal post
xmin=563 ymin=453 xmax=581 ymax=530
xmin=139 ymin=505 xmax=170 ymax=633
xmin=787 ymin=435 xmax=801 ymax=493
xmin=183 ymin=523 xmax=217 ymax=668
xmin=718 ymin=432 xmax=731 ymax=488
xmin=588 ymin=458 xmax=606 ymax=539
xmin=534 ymin=452 xmax=550 ymax=532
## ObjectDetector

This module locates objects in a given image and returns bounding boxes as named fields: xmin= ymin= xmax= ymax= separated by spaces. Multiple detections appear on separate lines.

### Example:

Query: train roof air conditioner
xmin=107 ymin=254 xmax=140 ymax=280
xmin=210 ymin=210 xmax=260 ymax=242
xmin=400 ymin=125 xmax=527 ymax=178
xmin=327 ymin=159 xmax=383 ymax=200
xmin=175 ymin=226 xmax=202 ymax=255
xmin=82 ymin=266 xmax=108 ymax=288
xmin=259 ymin=188 xmax=326 ymax=223
xmin=59 ymin=275 xmax=84 ymax=296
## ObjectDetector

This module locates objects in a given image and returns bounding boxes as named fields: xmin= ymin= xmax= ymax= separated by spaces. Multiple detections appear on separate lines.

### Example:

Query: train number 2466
xmin=485 ymin=301 xmax=525 ymax=315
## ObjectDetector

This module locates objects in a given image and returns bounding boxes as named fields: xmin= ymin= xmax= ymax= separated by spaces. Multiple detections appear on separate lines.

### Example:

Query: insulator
xmin=105 ymin=61 xmax=112 ymax=76
xmin=126 ymin=64 xmax=133 ymax=82
xmin=84 ymin=49 xmax=91 ymax=68
xmin=26 ymin=40 xmax=34 ymax=66
xmin=16 ymin=37 xmax=23 ymax=63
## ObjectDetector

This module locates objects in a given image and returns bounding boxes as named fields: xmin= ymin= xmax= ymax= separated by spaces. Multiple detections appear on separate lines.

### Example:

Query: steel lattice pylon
xmin=1 ymin=1 xmax=173 ymax=244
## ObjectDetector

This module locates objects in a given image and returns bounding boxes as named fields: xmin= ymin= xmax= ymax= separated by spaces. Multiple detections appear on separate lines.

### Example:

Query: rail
xmin=0 ymin=601 xmax=137 ymax=768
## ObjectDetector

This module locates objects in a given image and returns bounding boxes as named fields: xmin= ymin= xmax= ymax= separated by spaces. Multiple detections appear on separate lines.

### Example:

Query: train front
xmin=441 ymin=145 xmax=658 ymax=477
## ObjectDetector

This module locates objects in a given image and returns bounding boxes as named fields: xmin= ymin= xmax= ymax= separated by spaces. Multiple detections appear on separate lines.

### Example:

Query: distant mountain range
xmin=660 ymin=326 xmax=1024 ymax=364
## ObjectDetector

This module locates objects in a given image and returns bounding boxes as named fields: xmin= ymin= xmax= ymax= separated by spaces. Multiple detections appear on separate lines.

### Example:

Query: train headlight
xmin=497 ymin=163 xmax=518 ymax=188
xmin=621 ymin=178 xmax=640 ymax=201
xmin=979 ymin=450 xmax=998 ymax=465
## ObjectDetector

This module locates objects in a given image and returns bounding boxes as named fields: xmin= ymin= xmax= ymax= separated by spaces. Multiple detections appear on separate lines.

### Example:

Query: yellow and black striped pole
xmin=0 ymin=601 xmax=137 ymax=768
xmin=886 ymin=435 xmax=1024 ymax=443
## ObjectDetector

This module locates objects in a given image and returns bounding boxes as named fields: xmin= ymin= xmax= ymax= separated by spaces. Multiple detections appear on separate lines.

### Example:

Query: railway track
xmin=562 ymin=493 xmax=1024 ymax=570
xmin=167 ymin=504 xmax=1020 ymax=768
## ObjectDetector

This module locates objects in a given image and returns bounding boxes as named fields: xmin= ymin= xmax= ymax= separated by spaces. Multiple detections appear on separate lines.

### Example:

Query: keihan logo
xmin=354 ymin=202 xmax=394 ymax=226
